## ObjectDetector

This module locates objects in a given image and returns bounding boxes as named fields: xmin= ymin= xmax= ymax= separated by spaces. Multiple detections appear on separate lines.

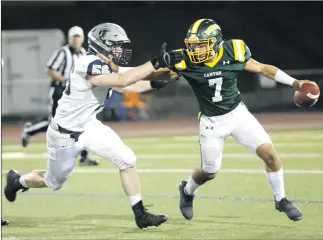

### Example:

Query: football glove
xmin=151 ymin=43 xmax=184 ymax=70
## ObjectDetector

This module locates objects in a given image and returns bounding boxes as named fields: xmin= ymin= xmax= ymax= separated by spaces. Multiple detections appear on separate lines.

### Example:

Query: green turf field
xmin=2 ymin=130 xmax=323 ymax=239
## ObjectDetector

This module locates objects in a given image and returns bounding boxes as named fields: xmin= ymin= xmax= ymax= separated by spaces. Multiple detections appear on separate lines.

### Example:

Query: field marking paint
xmin=2 ymin=168 xmax=323 ymax=174
xmin=19 ymin=192 xmax=323 ymax=205
xmin=2 ymin=152 xmax=323 ymax=160
xmin=132 ymin=142 xmax=323 ymax=150
xmin=173 ymin=134 xmax=323 ymax=141
xmin=2 ymin=238 xmax=47 ymax=240
xmin=3 ymin=141 xmax=323 ymax=151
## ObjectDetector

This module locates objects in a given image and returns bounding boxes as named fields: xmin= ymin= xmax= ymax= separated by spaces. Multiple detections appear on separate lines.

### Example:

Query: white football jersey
xmin=54 ymin=55 xmax=113 ymax=131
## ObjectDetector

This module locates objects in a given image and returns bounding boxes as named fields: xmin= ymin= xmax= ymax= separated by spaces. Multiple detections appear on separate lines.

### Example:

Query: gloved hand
xmin=150 ymin=42 xmax=184 ymax=70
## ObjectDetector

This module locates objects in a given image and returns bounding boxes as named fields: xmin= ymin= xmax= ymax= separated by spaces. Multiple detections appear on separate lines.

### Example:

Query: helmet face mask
xmin=184 ymin=19 xmax=223 ymax=64
xmin=110 ymin=43 xmax=132 ymax=65
xmin=185 ymin=37 xmax=217 ymax=63
xmin=88 ymin=23 xmax=132 ymax=65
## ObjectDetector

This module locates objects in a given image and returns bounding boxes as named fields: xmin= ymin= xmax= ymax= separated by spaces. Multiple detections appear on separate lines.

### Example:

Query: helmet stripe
xmin=205 ymin=24 xmax=221 ymax=35
xmin=191 ymin=19 xmax=207 ymax=34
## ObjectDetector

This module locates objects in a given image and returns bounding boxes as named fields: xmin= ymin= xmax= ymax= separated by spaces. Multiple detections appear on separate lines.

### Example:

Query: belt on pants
xmin=50 ymin=120 xmax=83 ymax=142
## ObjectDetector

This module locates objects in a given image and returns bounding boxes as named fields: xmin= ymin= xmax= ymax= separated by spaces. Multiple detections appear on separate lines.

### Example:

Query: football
xmin=294 ymin=82 xmax=320 ymax=107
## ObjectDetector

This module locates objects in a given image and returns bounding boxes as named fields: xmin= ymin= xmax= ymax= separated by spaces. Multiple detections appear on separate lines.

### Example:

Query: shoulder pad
xmin=75 ymin=55 xmax=111 ymax=75
xmin=224 ymin=39 xmax=251 ymax=63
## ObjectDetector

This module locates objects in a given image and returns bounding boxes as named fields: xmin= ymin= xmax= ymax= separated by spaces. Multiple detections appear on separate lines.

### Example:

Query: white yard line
xmin=134 ymin=142 xmax=323 ymax=149
xmin=2 ymin=142 xmax=322 ymax=151
xmin=2 ymin=152 xmax=323 ymax=160
xmin=137 ymin=153 xmax=320 ymax=159
xmin=173 ymin=134 xmax=323 ymax=141
xmin=2 ymin=168 xmax=323 ymax=174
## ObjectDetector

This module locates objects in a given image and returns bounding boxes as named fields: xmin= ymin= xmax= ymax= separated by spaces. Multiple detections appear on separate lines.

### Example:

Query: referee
xmin=21 ymin=26 xmax=99 ymax=166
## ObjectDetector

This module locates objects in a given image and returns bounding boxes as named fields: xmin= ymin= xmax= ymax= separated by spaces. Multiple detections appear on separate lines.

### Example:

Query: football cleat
xmin=79 ymin=156 xmax=100 ymax=166
xmin=135 ymin=211 xmax=168 ymax=229
xmin=132 ymin=201 xmax=168 ymax=229
xmin=2 ymin=219 xmax=9 ymax=226
xmin=275 ymin=197 xmax=303 ymax=221
xmin=21 ymin=122 xmax=32 ymax=148
xmin=179 ymin=180 xmax=195 ymax=220
xmin=4 ymin=170 xmax=28 ymax=202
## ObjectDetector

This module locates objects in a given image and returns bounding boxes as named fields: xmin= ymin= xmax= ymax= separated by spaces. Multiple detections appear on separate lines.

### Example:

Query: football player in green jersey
xmin=163 ymin=18 xmax=315 ymax=222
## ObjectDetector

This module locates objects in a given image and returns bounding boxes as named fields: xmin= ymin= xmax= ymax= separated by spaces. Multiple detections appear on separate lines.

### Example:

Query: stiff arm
xmin=244 ymin=58 xmax=314 ymax=89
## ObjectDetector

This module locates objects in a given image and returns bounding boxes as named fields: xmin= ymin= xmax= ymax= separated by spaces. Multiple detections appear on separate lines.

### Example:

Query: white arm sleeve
xmin=274 ymin=69 xmax=296 ymax=86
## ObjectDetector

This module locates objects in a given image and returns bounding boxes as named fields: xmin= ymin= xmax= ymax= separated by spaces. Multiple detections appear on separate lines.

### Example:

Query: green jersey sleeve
xmin=225 ymin=39 xmax=252 ymax=71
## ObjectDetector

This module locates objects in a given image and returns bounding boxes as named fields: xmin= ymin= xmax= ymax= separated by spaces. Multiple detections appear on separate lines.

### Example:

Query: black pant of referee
xmin=21 ymin=82 xmax=99 ymax=166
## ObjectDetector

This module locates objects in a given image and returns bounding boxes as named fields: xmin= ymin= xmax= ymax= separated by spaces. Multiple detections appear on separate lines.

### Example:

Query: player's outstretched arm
xmin=97 ymin=53 xmax=179 ymax=82
xmin=113 ymin=80 xmax=173 ymax=93
xmin=113 ymin=67 xmax=179 ymax=93
xmin=93 ymin=45 xmax=182 ymax=90
xmin=87 ymin=61 xmax=157 ymax=88
xmin=244 ymin=58 xmax=314 ymax=89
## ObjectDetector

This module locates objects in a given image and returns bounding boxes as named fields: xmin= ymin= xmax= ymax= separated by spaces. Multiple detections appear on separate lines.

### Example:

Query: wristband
xmin=274 ymin=69 xmax=296 ymax=86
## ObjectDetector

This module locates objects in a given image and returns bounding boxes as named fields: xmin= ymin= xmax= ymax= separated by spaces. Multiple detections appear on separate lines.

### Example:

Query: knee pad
xmin=201 ymin=170 xmax=216 ymax=182
xmin=118 ymin=146 xmax=136 ymax=170
xmin=201 ymin=146 xmax=222 ymax=174
xmin=44 ymin=168 xmax=71 ymax=191
xmin=202 ymin=161 xmax=221 ymax=174
xmin=44 ymin=174 xmax=65 ymax=191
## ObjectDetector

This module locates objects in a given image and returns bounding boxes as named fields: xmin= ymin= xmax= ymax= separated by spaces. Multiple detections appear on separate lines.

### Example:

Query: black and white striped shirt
xmin=46 ymin=44 xmax=86 ymax=88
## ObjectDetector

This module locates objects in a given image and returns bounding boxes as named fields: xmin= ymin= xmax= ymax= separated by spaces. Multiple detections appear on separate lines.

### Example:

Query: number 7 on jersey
xmin=208 ymin=77 xmax=223 ymax=102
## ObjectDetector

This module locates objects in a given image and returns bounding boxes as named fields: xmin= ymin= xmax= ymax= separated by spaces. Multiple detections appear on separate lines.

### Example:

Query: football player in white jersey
xmin=4 ymin=23 xmax=183 ymax=229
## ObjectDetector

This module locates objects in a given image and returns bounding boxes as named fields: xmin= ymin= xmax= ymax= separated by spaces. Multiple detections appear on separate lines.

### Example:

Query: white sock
xmin=128 ymin=194 xmax=142 ymax=206
xmin=19 ymin=176 xmax=28 ymax=188
xmin=184 ymin=174 xmax=200 ymax=196
xmin=265 ymin=168 xmax=285 ymax=201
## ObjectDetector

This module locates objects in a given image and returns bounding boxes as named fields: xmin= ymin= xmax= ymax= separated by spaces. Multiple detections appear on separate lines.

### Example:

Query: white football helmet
xmin=88 ymin=23 xmax=132 ymax=65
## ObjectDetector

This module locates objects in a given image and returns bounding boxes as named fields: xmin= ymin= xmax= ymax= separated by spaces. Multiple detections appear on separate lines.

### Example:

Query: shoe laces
xmin=141 ymin=204 xmax=160 ymax=219
xmin=280 ymin=198 xmax=292 ymax=205
xmin=183 ymin=192 xmax=194 ymax=202
xmin=142 ymin=204 xmax=153 ymax=213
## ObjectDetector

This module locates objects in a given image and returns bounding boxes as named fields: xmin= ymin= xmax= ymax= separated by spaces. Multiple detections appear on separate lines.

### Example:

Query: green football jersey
xmin=173 ymin=39 xmax=251 ymax=116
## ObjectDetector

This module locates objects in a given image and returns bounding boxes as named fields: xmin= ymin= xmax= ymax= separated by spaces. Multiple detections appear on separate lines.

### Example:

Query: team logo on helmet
xmin=98 ymin=29 xmax=112 ymax=45
xmin=205 ymin=24 xmax=221 ymax=36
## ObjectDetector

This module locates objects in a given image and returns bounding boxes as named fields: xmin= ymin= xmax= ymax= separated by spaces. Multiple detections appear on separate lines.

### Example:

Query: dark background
xmin=2 ymin=1 xmax=323 ymax=69
xmin=2 ymin=1 xmax=323 ymax=121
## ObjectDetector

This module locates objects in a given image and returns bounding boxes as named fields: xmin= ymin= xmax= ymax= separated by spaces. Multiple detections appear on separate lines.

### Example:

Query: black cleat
xmin=275 ymin=197 xmax=303 ymax=221
xmin=4 ymin=170 xmax=29 ymax=202
xmin=179 ymin=180 xmax=194 ymax=220
xmin=79 ymin=157 xmax=100 ymax=166
xmin=132 ymin=201 xmax=168 ymax=229
xmin=2 ymin=219 xmax=9 ymax=226
xmin=21 ymin=122 xmax=32 ymax=148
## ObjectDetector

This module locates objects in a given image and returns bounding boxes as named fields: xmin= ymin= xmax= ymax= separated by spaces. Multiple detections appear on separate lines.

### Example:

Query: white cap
xmin=68 ymin=26 xmax=84 ymax=38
